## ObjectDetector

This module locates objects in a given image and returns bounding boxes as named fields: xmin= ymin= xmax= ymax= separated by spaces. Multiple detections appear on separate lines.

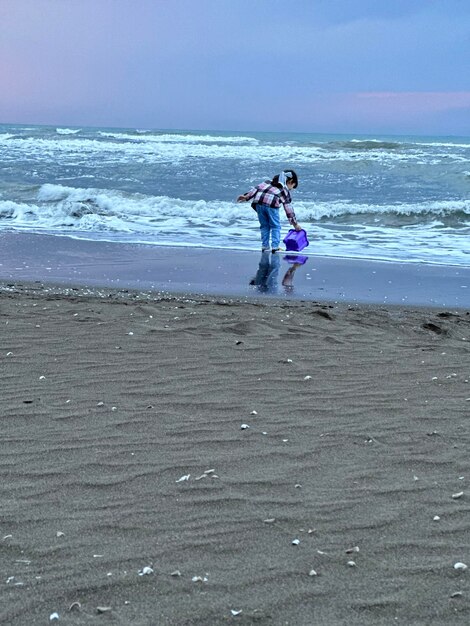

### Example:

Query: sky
xmin=1 ymin=0 xmax=469 ymax=136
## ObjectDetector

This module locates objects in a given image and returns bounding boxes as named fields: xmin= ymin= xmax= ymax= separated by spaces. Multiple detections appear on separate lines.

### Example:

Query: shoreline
xmin=1 ymin=232 xmax=469 ymax=310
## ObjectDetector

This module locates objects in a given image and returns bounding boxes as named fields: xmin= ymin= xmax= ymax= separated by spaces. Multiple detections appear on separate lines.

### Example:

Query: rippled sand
xmin=1 ymin=284 xmax=470 ymax=624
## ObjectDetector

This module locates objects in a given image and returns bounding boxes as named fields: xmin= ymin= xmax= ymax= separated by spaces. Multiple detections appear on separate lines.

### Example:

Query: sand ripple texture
xmin=1 ymin=285 xmax=470 ymax=625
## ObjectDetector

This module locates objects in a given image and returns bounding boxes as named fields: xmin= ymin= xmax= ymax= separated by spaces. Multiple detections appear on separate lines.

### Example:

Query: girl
xmin=237 ymin=170 xmax=302 ymax=253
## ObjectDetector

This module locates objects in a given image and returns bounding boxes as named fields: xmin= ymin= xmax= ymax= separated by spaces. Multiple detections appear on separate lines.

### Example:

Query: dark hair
xmin=271 ymin=169 xmax=298 ymax=189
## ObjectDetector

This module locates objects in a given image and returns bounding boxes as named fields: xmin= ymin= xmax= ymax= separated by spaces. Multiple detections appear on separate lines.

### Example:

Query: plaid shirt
xmin=244 ymin=181 xmax=297 ymax=225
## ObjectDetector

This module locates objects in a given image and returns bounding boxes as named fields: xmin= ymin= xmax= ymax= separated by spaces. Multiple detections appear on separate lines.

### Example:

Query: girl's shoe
xmin=271 ymin=247 xmax=284 ymax=253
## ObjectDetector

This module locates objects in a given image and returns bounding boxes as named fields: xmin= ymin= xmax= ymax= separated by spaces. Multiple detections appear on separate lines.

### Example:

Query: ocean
xmin=0 ymin=123 xmax=469 ymax=267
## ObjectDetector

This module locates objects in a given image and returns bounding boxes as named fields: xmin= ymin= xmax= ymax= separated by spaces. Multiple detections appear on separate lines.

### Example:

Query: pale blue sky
xmin=1 ymin=0 xmax=469 ymax=135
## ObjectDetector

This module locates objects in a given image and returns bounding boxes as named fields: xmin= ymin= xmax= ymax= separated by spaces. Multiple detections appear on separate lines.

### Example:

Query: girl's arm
xmin=237 ymin=186 xmax=258 ymax=203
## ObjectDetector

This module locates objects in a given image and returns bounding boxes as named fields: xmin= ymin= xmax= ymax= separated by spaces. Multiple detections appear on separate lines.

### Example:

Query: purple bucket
xmin=283 ymin=229 xmax=309 ymax=252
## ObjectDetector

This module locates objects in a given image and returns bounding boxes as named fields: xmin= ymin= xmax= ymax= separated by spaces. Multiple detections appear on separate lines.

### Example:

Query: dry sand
xmin=1 ymin=283 xmax=470 ymax=625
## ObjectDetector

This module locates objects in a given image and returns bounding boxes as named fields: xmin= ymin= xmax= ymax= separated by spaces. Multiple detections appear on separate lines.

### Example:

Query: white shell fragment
xmin=263 ymin=518 xmax=276 ymax=524
xmin=96 ymin=607 xmax=112 ymax=614
xmin=304 ymin=375 xmax=312 ymax=380
xmin=347 ymin=561 xmax=357 ymax=567
xmin=68 ymin=602 xmax=81 ymax=612
xmin=240 ymin=424 xmax=250 ymax=430
xmin=451 ymin=591 xmax=463 ymax=598
xmin=452 ymin=492 xmax=464 ymax=499
xmin=138 ymin=566 xmax=154 ymax=576
xmin=292 ymin=539 xmax=300 ymax=546
xmin=56 ymin=531 xmax=65 ymax=537
xmin=170 ymin=570 xmax=182 ymax=577
xmin=433 ymin=515 xmax=441 ymax=521
xmin=176 ymin=474 xmax=190 ymax=482
xmin=49 ymin=613 xmax=59 ymax=621
xmin=192 ymin=575 xmax=208 ymax=582
xmin=231 ymin=609 xmax=242 ymax=616
xmin=309 ymin=569 xmax=318 ymax=576
xmin=454 ymin=562 xmax=468 ymax=571
xmin=250 ymin=411 xmax=258 ymax=415
xmin=346 ymin=546 xmax=360 ymax=554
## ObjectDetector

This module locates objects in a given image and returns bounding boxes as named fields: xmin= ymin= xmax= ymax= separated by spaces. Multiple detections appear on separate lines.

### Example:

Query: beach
xmin=1 ymin=240 xmax=470 ymax=624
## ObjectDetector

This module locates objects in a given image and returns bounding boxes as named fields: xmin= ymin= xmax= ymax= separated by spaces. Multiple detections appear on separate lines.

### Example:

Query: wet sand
xmin=1 ymin=276 xmax=470 ymax=624
xmin=1 ymin=232 xmax=469 ymax=308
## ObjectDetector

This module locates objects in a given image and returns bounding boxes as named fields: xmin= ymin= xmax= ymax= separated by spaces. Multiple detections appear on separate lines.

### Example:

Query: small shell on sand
xmin=170 ymin=570 xmax=182 ymax=577
xmin=347 ymin=561 xmax=357 ymax=567
xmin=96 ymin=607 xmax=112 ymax=614
xmin=452 ymin=492 xmax=464 ymax=499
xmin=304 ymin=375 xmax=312 ymax=380
xmin=56 ymin=531 xmax=65 ymax=537
xmin=176 ymin=474 xmax=190 ymax=482
xmin=346 ymin=546 xmax=360 ymax=554
xmin=263 ymin=518 xmax=276 ymax=524
xmin=309 ymin=569 xmax=318 ymax=576
xmin=139 ymin=566 xmax=154 ymax=576
xmin=451 ymin=591 xmax=463 ymax=598
xmin=454 ymin=562 xmax=468 ymax=571
xmin=250 ymin=410 xmax=258 ymax=415
xmin=68 ymin=602 xmax=81 ymax=612
xmin=49 ymin=613 xmax=59 ymax=621
xmin=433 ymin=515 xmax=441 ymax=521
xmin=240 ymin=424 xmax=250 ymax=430
xmin=231 ymin=610 xmax=242 ymax=616
xmin=292 ymin=539 xmax=300 ymax=545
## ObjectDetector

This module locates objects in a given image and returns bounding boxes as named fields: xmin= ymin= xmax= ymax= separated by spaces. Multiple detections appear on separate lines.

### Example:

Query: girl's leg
xmin=268 ymin=208 xmax=281 ymax=248
xmin=256 ymin=204 xmax=271 ymax=250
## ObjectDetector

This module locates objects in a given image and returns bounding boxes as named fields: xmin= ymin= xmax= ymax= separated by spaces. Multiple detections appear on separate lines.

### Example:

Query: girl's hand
xmin=237 ymin=195 xmax=247 ymax=202
xmin=294 ymin=223 xmax=302 ymax=231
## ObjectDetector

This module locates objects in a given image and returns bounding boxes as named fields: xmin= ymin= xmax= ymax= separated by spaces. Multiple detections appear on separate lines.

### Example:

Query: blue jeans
xmin=256 ymin=203 xmax=281 ymax=249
